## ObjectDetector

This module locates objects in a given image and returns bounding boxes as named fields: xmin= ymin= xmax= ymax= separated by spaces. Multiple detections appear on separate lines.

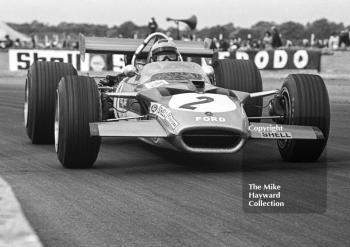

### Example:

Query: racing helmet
xmin=149 ymin=39 xmax=180 ymax=62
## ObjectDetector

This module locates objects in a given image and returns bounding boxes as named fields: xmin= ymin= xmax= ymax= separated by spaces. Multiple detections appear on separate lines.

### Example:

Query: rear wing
xmin=79 ymin=33 xmax=213 ymax=61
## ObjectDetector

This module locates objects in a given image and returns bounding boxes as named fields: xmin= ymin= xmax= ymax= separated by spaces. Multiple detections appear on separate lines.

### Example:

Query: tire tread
xmin=278 ymin=74 xmax=330 ymax=161
xmin=26 ymin=61 xmax=77 ymax=143
xmin=57 ymin=75 xmax=101 ymax=168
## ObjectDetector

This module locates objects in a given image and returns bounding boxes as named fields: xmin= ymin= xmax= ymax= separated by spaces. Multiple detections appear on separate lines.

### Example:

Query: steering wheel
xmin=131 ymin=32 xmax=169 ymax=68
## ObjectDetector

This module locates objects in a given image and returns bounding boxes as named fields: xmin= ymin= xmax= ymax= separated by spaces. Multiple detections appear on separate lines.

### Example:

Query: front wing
xmin=90 ymin=121 xmax=323 ymax=140
xmin=90 ymin=120 xmax=168 ymax=137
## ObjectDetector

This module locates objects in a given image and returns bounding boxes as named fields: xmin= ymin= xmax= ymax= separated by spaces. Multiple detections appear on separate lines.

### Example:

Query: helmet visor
xmin=155 ymin=52 xmax=178 ymax=61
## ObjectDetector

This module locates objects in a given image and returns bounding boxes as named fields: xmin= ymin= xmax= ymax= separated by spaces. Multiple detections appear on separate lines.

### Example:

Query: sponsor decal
xmin=195 ymin=116 xmax=226 ymax=122
xmin=144 ymin=80 xmax=169 ymax=89
xmin=118 ymin=98 xmax=127 ymax=109
xmin=169 ymin=93 xmax=236 ymax=113
xmin=249 ymin=124 xmax=293 ymax=139
xmin=149 ymin=102 xmax=179 ymax=130
xmin=150 ymin=103 xmax=159 ymax=114
xmin=166 ymin=114 xmax=179 ymax=130
xmin=260 ymin=132 xmax=292 ymax=139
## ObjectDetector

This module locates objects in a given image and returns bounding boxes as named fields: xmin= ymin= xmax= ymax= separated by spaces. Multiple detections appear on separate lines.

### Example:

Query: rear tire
xmin=213 ymin=59 xmax=263 ymax=119
xmin=56 ymin=76 xmax=101 ymax=169
xmin=25 ymin=61 xmax=77 ymax=144
xmin=277 ymin=74 xmax=330 ymax=162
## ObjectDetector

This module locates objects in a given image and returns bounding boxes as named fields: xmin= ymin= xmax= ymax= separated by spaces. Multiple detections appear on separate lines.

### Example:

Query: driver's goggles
xmin=155 ymin=53 xmax=178 ymax=61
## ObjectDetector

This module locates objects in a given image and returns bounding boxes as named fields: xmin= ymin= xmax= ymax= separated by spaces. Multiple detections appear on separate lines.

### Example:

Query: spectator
xmin=148 ymin=17 xmax=158 ymax=34
xmin=72 ymin=41 xmax=79 ymax=49
xmin=285 ymin=40 xmax=293 ymax=48
xmin=251 ymin=39 xmax=260 ymax=49
xmin=210 ymin=37 xmax=218 ymax=50
xmin=339 ymin=29 xmax=350 ymax=48
xmin=328 ymin=32 xmax=339 ymax=49
xmin=323 ymin=39 xmax=329 ymax=47
xmin=4 ymin=35 xmax=14 ymax=48
xmin=310 ymin=33 xmax=316 ymax=46
xmin=51 ymin=34 xmax=59 ymax=48
xmin=271 ymin=26 xmax=282 ymax=48
xmin=62 ymin=38 xmax=68 ymax=49
xmin=239 ymin=40 xmax=250 ymax=51
xmin=218 ymin=33 xmax=229 ymax=51
xmin=246 ymin=34 xmax=253 ymax=48
xmin=181 ymin=34 xmax=190 ymax=41
xmin=263 ymin=31 xmax=272 ymax=49
xmin=166 ymin=31 xmax=173 ymax=40
xmin=189 ymin=34 xmax=195 ymax=41
xmin=14 ymin=38 xmax=21 ymax=48
xmin=315 ymin=39 xmax=324 ymax=48
xmin=228 ymin=39 xmax=238 ymax=51
xmin=302 ymin=39 xmax=310 ymax=47
xmin=31 ymin=35 xmax=36 ymax=48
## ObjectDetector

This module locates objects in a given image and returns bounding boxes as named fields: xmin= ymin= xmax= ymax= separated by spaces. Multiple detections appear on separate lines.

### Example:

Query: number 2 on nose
xmin=179 ymin=96 xmax=214 ymax=110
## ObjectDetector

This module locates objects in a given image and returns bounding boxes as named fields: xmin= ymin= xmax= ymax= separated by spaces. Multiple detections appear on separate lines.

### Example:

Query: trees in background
xmin=279 ymin=21 xmax=305 ymax=41
xmin=251 ymin=21 xmax=276 ymax=37
xmin=7 ymin=18 xmax=347 ymax=43
xmin=305 ymin=18 xmax=344 ymax=39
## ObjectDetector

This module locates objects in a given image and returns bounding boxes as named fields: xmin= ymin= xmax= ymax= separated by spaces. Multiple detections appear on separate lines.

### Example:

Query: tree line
xmin=8 ymin=18 xmax=348 ymax=44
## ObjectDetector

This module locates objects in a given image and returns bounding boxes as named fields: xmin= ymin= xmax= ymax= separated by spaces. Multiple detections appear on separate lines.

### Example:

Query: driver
xmin=149 ymin=39 xmax=180 ymax=62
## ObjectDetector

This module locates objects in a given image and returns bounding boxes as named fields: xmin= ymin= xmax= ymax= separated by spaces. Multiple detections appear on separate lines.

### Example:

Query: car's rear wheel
xmin=277 ymin=74 xmax=330 ymax=162
xmin=213 ymin=59 xmax=263 ymax=120
xmin=25 ymin=61 xmax=77 ymax=144
xmin=56 ymin=75 xmax=101 ymax=169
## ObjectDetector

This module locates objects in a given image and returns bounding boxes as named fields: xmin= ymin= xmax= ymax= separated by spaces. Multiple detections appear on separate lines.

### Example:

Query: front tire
xmin=56 ymin=76 xmax=102 ymax=169
xmin=25 ymin=61 xmax=77 ymax=144
xmin=277 ymin=74 xmax=330 ymax=162
xmin=213 ymin=59 xmax=263 ymax=119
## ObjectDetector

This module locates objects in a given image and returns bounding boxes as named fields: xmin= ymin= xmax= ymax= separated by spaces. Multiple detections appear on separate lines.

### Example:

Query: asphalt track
xmin=0 ymin=74 xmax=349 ymax=247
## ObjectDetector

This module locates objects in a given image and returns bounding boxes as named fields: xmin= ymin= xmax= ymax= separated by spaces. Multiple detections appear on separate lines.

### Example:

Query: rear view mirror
xmin=123 ymin=65 xmax=137 ymax=77
xmin=203 ymin=65 xmax=215 ymax=84
xmin=203 ymin=65 xmax=214 ymax=77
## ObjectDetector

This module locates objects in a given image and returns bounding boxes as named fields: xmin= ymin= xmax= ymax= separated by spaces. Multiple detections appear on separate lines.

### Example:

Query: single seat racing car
xmin=24 ymin=32 xmax=330 ymax=168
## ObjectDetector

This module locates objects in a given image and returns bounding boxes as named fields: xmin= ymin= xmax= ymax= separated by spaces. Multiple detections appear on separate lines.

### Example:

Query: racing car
xmin=24 ymin=32 xmax=330 ymax=169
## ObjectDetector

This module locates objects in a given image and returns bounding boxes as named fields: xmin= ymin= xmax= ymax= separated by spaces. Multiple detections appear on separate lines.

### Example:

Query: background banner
xmin=9 ymin=49 xmax=125 ymax=72
xmin=9 ymin=49 xmax=321 ymax=72
xmin=215 ymin=49 xmax=322 ymax=71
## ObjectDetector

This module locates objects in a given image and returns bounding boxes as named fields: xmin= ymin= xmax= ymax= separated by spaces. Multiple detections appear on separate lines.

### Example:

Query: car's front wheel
xmin=213 ymin=59 xmax=263 ymax=120
xmin=55 ymin=75 xmax=102 ymax=168
xmin=25 ymin=61 xmax=77 ymax=144
xmin=277 ymin=74 xmax=330 ymax=162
